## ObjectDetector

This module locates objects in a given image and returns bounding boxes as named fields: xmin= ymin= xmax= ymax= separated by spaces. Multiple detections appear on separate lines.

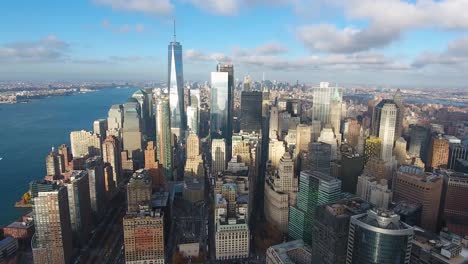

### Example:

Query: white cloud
xmin=233 ymin=42 xmax=288 ymax=56
xmin=100 ymin=20 xmax=146 ymax=33
xmin=297 ymin=0 xmax=468 ymax=53
xmin=185 ymin=49 xmax=232 ymax=63
xmin=0 ymin=35 xmax=69 ymax=62
xmin=186 ymin=0 xmax=239 ymax=15
xmin=413 ymin=36 xmax=468 ymax=68
xmin=93 ymin=0 xmax=173 ymax=15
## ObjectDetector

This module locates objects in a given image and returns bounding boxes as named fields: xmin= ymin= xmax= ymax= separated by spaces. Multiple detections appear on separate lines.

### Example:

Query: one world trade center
xmin=168 ymin=23 xmax=186 ymax=138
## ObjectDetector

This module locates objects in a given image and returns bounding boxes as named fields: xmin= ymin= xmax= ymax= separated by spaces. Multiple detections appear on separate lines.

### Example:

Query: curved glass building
xmin=346 ymin=209 xmax=414 ymax=264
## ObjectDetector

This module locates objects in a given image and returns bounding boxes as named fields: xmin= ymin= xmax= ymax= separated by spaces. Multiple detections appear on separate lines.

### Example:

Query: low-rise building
xmin=266 ymin=240 xmax=312 ymax=264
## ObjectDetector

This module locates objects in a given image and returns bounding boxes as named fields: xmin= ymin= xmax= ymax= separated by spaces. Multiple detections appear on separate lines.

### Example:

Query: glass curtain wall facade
xmin=168 ymin=41 xmax=185 ymax=136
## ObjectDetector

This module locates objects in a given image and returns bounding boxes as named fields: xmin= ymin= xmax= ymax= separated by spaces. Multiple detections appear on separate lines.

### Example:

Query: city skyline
xmin=0 ymin=1 xmax=468 ymax=88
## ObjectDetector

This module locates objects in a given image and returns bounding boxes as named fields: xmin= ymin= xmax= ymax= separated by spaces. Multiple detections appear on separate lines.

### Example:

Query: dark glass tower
xmin=168 ymin=30 xmax=185 ymax=137
xmin=346 ymin=209 xmax=414 ymax=264
xmin=240 ymin=91 xmax=262 ymax=133
xmin=211 ymin=64 xmax=234 ymax=162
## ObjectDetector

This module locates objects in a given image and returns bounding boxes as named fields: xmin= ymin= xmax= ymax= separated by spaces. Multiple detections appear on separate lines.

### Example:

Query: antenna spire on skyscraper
xmin=173 ymin=19 xmax=176 ymax=42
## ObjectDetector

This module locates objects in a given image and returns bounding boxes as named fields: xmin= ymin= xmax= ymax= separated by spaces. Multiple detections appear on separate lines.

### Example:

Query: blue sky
xmin=1 ymin=0 xmax=468 ymax=88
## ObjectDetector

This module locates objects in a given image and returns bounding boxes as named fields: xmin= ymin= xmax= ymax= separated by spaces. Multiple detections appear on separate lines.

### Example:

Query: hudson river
xmin=0 ymin=87 xmax=137 ymax=226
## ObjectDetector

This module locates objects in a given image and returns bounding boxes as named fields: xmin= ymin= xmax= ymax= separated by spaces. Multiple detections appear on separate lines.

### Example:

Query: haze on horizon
xmin=1 ymin=0 xmax=468 ymax=88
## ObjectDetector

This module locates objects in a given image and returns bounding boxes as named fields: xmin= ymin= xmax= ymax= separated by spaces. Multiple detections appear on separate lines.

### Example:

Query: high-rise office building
xmin=394 ymin=137 xmax=409 ymax=165
xmin=356 ymin=175 xmax=392 ymax=209
xmin=312 ymin=197 xmax=372 ymax=264
xmin=45 ymin=148 xmax=64 ymax=178
xmin=393 ymin=165 xmax=443 ymax=232
xmin=269 ymin=139 xmax=286 ymax=169
xmin=185 ymin=132 xmax=203 ymax=177
xmin=408 ymin=125 xmax=427 ymax=158
xmin=427 ymin=135 xmax=450 ymax=170
xmin=269 ymin=106 xmax=279 ymax=139
xmin=373 ymin=100 xmax=398 ymax=162
xmin=330 ymin=88 xmax=342 ymax=134
xmin=240 ymin=91 xmax=263 ymax=133
xmin=127 ymin=169 xmax=152 ymax=213
xmin=187 ymin=105 xmax=199 ymax=135
xmin=65 ymin=170 xmax=92 ymax=246
xmin=312 ymin=82 xmax=340 ymax=125
xmin=102 ymin=135 xmax=122 ymax=188
xmin=58 ymin=144 xmax=72 ymax=172
xmin=107 ymin=104 xmax=124 ymax=139
xmin=123 ymin=208 xmax=165 ymax=264
xmin=306 ymin=142 xmax=332 ymax=175
xmin=318 ymin=126 xmax=339 ymax=160
xmin=214 ymin=182 xmax=250 ymax=261
xmin=211 ymin=71 xmax=231 ymax=140
xmin=93 ymin=118 xmax=108 ymax=141
xmin=264 ymin=153 xmax=298 ymax=233
xmin=155 ymin=95 xmax=173 ymax=181
xmin=346 ymin=209 xmax=414 ymax=264
xmin=266 ymin=240 xmax=312 ymax=264
xmin=295 ymin=124 xmax=311 ymax=157
xmin=32 ymin=186 xmax=72 ymax=264
xmin=86 ymin=156 xmax=106 ymax=221
xmin=144 ymin=141 xmax=162 ymax=188
xmin=448 ymin=143 xmax=468 ymax=170
xmin=168 ymin=31 xmax=185 ymax=137
xmin=346 ymin=120 xmax=361 ymax=148
xmin=289 ymin=171 xmax=341 ymax=245
xmin=393 ymin=89 xmax=405 ymax=138
xmin=212 ymin=138 xmax=226 ymax=175
xmin=339 ymin=146 xmax=364 ymax=194
xmin=122 ymin=100 xmax=143 ymax=160
xmin=70 ymin=130 xmax=101 ymax=158
xmin=364 ymin=136 xmax=382 ymax=164
xmin=132 ymin=89 xmax=150 ymax=137
xmin=443 ymin=171 xmax=468 ymax=237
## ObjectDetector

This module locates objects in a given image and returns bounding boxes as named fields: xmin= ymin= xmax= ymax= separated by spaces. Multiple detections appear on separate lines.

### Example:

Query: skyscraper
xmin=346 ymin=209 xmax=414 ymax=264
xmin=240 ymin=91 xmax=263 ymax=133
xmin=127 ymin=169 xmax=152 ymax=213
xmin=306 ymin=142 xmax=332 ymax=175
xmin=107 ymin=104 xmax=123 ymax=139
xmin=168 ymin=28 xmax=185 ymax=137
xmin=32 ymin=185 xmax=72 ymax=264
xmin=102 ymin=135 xmax=122 ymax=188
xmin=330 ymin=88 xmax=343 ymax=134
xmin=212 ymin=138 xmax=226 ymax=176
xmin=155 ymin=95 xmax=173 ymax=181
xmin=122 ymin=99 xmax=143 ymax=160
xmin=123 ymin=209 xmax=165 ymax=264
xmin=86 ymin=156 xmax=106 ymax=221
xmin=393 ymin=165 xmax=443 ymax=232
xmin=70 ymin=130 xmax=101 ymax=158
xmin=408 ymin=125 xmax=427 ymax=158
xmin=132 ymin=89 xmax=150 ymax=137
xmin=45 ymin=148 xmax=64 ymax=178
xmin=264 ymin=152 xmax=298 ymax=233
xmin=295 ymin=124 xmax=312 ymax=157
xmin=187 ymin=105 xmax=199 ymax=135
xmin=373 ymin=100 xmax=398 ymax=162
xmin=288 ymin=171 xmax=342 ymax=245
xmin=427 ymin=135 xmax=449 ymax=170
xmin=210 ymin=71 xmax=231 ymax=139
xmin=443 ymin=171 xmax=468 ymax=237
xmin=312 ymin=197 xmax=372 ymax=264
xmin=215 ymin=64 xmax=234 ymax=160
xmin=269 ymin=106 xmax=279 ymax=140
xmin=65 ymin=170 xmax=92 ymax=246
xmin=93 ymin=118 xmax=107 ymax=141
xmin=312 ymin=82 xmax=341 ymax=125
xmin=393 ymin=89 xmax=405 ymax=138
xmin=145 ymin=141 xmax=162 ymax=188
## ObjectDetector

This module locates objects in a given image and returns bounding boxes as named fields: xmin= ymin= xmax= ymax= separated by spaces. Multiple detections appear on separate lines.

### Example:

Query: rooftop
xmin=269 ymin=240 xmax=312 ymax=264
xmin=6 ymin=221 xmax=33 ymax=229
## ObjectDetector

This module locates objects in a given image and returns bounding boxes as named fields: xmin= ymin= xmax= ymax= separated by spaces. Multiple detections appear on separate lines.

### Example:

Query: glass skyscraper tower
xmin=156 ymin=95 xmax=173 ymax=181
xmin=168 ymin=29 xmax=185 ymax=137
